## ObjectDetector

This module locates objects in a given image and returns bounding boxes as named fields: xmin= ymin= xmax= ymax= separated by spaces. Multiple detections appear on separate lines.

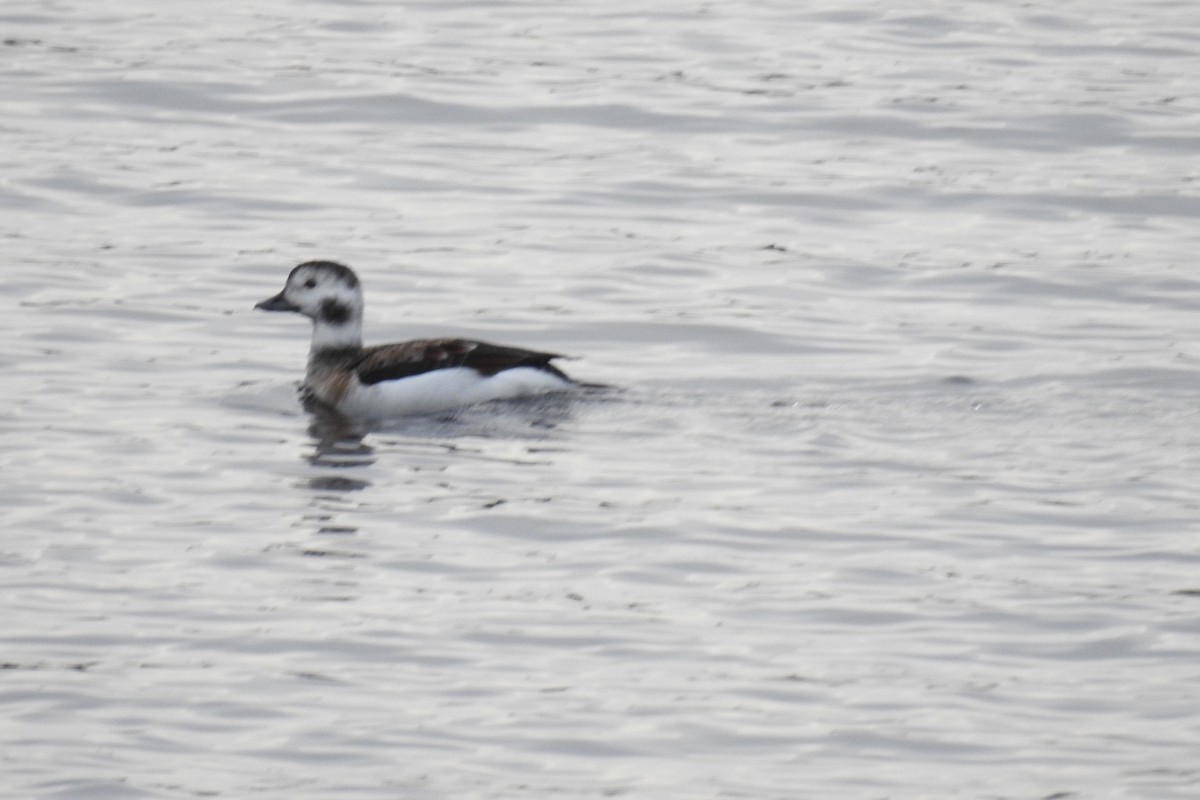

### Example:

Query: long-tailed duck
xmin=255 ymin=260 xmax=575 ymax=418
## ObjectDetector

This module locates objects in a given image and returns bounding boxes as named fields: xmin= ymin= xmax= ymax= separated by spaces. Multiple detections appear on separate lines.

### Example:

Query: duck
xmin=255 ymin=260 xmax=576 ymax=418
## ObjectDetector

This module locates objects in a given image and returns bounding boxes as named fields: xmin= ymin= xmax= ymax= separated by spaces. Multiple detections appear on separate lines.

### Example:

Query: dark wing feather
xmin=353 ymin=338 xmax=570 ymax=386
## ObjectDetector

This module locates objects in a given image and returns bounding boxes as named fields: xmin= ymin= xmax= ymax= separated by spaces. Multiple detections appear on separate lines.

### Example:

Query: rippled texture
xmin=3 ymin=1 xmax=1199 ymax=798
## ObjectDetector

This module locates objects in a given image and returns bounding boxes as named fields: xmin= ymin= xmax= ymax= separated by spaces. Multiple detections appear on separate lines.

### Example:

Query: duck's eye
xmin=303 ymin=278 xmax=317 ymax=289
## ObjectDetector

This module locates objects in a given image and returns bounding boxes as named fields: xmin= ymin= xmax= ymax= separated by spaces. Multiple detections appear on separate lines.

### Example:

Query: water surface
xmin=3 ymin=1 xmax=1199 ymax=798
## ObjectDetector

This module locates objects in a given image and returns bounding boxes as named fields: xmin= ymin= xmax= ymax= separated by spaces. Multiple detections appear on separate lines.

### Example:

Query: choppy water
xmin=3 ymin=1 xmax=1200 ymax=798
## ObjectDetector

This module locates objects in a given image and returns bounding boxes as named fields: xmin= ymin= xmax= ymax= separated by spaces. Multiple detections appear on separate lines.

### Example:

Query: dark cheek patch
xmin=320 ymin=298 xmax=353 ymax=325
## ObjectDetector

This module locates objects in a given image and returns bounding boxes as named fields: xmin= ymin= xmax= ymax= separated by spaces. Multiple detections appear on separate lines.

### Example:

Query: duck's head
xmin=256 ymin=260 xmax=364 ymax=328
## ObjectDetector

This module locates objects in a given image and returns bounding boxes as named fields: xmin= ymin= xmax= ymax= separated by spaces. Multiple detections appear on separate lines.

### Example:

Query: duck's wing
xmin=352 ymin=338 xmax=571 ymax=385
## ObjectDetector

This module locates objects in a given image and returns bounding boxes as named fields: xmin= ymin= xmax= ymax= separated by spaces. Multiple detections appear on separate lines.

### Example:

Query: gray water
xmin=3 ymin=1 xmax=1200 ymax=798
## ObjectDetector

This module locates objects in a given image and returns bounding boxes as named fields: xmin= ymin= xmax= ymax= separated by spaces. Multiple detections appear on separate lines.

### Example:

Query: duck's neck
xmin=310 ymin=316 xmax=363 ymax=356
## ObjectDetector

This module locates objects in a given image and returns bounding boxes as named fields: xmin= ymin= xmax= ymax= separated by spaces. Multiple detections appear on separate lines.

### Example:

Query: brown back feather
xmin=352 ymin=338 xmax=570 ymax=386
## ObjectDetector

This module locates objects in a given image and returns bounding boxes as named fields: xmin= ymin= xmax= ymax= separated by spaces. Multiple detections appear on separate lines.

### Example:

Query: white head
xmin=255 ymin=260 xmax=364 ymax=350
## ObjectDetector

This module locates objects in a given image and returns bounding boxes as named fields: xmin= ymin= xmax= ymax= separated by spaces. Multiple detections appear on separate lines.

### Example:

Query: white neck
xmin=310 ymin=316 xmax=363 ymax=352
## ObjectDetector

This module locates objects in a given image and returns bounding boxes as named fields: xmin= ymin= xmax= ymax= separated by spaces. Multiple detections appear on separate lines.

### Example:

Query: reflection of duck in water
xmin=256 ymin=261 xmax=577 ymax=420
xmin=301 ymin=400 xmax=376 ymax=504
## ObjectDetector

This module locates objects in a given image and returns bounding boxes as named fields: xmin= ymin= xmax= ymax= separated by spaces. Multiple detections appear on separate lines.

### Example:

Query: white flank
xmin=340 ymin=366 xmax=572 ymax=419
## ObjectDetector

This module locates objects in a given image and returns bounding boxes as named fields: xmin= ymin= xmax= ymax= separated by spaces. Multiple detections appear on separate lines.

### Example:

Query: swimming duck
xmin=255 ymin=260 xmax=575 ymax=418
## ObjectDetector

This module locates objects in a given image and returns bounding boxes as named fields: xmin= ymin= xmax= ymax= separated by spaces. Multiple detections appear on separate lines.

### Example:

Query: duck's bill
xmin=255 ymin=291 xmax=300 ymax=312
